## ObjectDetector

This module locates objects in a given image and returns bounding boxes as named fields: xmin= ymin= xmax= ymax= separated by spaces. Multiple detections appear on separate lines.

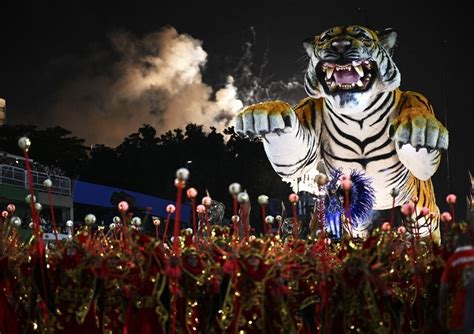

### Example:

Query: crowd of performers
xmin=0 ymin=139 xmax=473 ymax=333
xmin=1 ymin=194 xmax=473 ymax=333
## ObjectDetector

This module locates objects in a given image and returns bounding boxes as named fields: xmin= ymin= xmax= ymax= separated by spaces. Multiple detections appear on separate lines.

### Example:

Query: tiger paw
xmin=234 ymin=100 xmax=297 ymax=137
xmin=389 ymin=109 xmax=448 ymax=152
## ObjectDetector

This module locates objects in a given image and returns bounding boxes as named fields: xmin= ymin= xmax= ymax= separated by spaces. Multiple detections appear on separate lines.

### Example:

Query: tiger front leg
xmin=390 ymin=92 xmax=448 ymax=181
xmin=234 ymin=100 xmax=321 ymax=179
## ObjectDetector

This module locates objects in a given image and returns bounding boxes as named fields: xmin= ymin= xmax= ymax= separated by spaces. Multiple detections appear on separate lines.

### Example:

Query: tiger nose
xmin=331 ymin=39 xmax=351 ymax=54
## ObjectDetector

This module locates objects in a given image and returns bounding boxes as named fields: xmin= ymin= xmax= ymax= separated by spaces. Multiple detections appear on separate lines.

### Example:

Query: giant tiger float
xmin=235 ymin=25 xmax=449 ymax=241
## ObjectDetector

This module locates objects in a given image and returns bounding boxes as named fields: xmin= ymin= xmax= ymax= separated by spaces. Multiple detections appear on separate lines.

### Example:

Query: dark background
xmin=0 ymin=0 xmax=472 ymax=219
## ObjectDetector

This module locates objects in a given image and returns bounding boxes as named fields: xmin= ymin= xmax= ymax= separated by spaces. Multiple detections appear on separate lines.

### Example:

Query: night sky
xmin=0 ymin=0 xmax=472 ymax=208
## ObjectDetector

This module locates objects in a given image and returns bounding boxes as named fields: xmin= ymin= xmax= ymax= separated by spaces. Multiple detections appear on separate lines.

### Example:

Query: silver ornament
xmin=10 ymin=216 xmax=21 ymax=227
xmin=176 ymin=168 xmax=190 ymax=182
xmin=18 ymin=137 xmax=31 ymax=151
xmin=228 ymin=183 xmax=241 ymax=196
xmin=34 ymin=202 xmax=42 ymax=212
xmin=265 ymin=215 xmax=275 ymax=225
xmin=25 ymin=194 xmax=36 ymax=204
xmin=131 ymin=217 xmax=142 ymax=226
xmin=390 ymin=188 xmax=400 ymax=198
xmin=258 ymin=195 xmax=269 ymax=206
xmin=237 ymin=192 xmax=249 ymax=203
xmin=84 ymin=214 xmax=96 ymax=225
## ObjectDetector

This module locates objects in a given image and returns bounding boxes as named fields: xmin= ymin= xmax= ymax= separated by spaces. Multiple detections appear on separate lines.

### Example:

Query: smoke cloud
xmin=45 ymin=26 xmax=243 ymax=146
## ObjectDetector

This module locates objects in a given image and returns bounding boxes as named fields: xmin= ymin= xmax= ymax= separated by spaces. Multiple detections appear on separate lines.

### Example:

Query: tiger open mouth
xmin=317 ymin=60 xmax=376 ymax=93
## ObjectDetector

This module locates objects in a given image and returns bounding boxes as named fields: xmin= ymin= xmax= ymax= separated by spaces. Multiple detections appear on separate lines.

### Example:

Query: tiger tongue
xmin=333 ymin=68 xmax=360 ymax=84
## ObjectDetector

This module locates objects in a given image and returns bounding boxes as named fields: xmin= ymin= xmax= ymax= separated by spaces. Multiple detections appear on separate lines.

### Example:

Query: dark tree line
xmin=0 ymin=123 xmax=293 ymax=231
xmin=0 ymin=125 xmax=89 ymax=176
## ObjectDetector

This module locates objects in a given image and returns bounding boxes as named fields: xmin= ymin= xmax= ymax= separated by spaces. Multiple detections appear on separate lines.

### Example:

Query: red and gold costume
xmin=129 ymin=231 xmax=168 ymax=334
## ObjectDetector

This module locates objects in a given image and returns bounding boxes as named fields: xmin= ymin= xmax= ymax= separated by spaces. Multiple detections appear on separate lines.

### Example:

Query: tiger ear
xmin=302 ymin=37 xmax=316 ymax=57
xmin=377 ymin=28 xmax=398 ymax=56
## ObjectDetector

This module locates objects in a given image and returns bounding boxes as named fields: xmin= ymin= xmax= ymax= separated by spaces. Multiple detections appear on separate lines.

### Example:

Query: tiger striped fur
xmin=234 ymin=25 xmax=449 ymax=240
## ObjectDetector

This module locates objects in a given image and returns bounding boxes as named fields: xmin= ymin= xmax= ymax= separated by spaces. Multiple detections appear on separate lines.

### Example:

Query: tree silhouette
xmin=0 ymin=124 xmax=88 ymax=176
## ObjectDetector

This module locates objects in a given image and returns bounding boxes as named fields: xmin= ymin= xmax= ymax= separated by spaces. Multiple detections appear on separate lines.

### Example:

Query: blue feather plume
xmin=346 ymin=169 xmax=376 ymax=229
xmin=325 ymin=169 xmax=375 ymax=233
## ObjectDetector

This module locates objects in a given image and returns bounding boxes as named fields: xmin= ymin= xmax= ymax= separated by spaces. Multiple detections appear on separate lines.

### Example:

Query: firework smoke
xmin=42 ymin=26 xmax=243 ymax=146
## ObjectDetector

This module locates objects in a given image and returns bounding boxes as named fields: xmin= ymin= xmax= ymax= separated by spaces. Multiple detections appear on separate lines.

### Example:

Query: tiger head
xmin=303 ymin=25 xmax=400 ymax=114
